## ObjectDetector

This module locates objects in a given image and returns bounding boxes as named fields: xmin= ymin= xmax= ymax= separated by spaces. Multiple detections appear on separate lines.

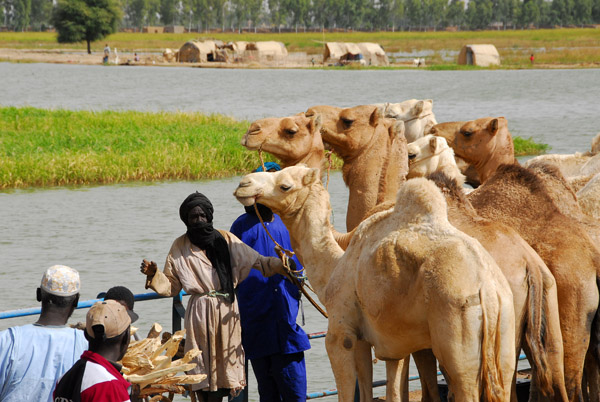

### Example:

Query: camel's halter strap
xmin=325 ymin=150 xmax=333 ymax=191
xmin=402 ymin=112 xmax=433 ymax=124
xmin=257 ymin=147 xmax=267 ymax=172
xmin=408 ymin=146 xmax=451 ymax=167
xmin=252 ymin=204 xmax=329 ymax=319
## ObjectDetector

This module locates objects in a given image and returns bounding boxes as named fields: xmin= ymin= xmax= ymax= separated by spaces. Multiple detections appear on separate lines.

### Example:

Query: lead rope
xmin=257 ymin=147 xmax=267 ymax=172
xmin=325 ymin=150 xmax=333 ymax=191
xmin=253 ymin=203 xmax=329 ymax=319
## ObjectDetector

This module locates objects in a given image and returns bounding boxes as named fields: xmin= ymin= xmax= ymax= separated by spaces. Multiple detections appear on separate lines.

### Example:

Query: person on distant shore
xmin=134 ymin=53 xmax=140 ymax=62
xmin=230 ymin=162 xmax=310 ymax=402
xmin=0 ymin=265 xmax=87 ymax=402
xmin=104 ymin=285 xmax=140 ymax=341
xmin=103 ymin=44 xmax=110 ymax=64
xmin=530 ymin=53 xmax=535 ymax=64
xmin=53 ymin=299 xmax=140 ymax=402
xmin=140 ymin=191 xmax=293 ymax=402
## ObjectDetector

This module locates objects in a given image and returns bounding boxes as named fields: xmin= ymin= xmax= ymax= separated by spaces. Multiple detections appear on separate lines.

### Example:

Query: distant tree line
xmin=2 ymin=0 xmax=600 ymax=33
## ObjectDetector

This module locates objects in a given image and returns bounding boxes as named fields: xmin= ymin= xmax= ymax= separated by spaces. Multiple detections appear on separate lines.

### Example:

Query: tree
xmin=52 ymin=0 xmax=121 ymax=54
xmin=126 ymin=0 xmax=148 ymax=29
xmin=6 ymin=0 xmax=31 ymax=31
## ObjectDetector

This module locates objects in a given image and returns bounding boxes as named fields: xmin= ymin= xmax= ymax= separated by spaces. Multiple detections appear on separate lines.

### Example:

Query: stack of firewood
xmin=120 ymin=323 xmax=205 ymax=400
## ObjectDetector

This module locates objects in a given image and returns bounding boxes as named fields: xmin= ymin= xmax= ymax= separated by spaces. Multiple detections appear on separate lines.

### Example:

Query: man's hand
xmin=140 ymin=259 xmax=157 ymax=276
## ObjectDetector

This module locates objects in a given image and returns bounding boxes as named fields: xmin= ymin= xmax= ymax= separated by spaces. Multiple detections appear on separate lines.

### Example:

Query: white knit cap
xmin=40 ymin=265 xmax=81 ymax=296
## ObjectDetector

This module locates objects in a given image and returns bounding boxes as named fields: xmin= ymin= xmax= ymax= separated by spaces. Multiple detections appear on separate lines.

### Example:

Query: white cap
xmin=40 ymin=265 xmax=80 ymax=296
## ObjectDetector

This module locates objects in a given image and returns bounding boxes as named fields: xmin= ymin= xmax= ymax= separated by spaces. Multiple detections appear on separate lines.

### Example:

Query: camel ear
xmin=429 ymin=136 xmax=438 ymax=153
xmin=309 ymin=114 xmax=322 ymax=133
xmin=302 ymin=168 xmax=320 ymax=186
xmin=412 ymin=101 xmax=424 ymax=116
xmin=369 ymin=107 xmax=383 ymax=127
xmin=390 ymin=120 xmax=405 ymax=139
xmin=488 ymin=118 xmax=499 ymax=135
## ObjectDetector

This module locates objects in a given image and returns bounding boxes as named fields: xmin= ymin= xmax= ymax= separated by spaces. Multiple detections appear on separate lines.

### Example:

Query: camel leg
xmin=354 ymin=340 xmax=373 ymax=402
xmin=325 ymin=330 xmax=358 ymax=402
xmin=584 ymin=351 xmax=600 ymax=402
xmin=384 ymin=357 xmax=407 ymax=402
xmin=558 ymin=281 xmax=598 ymax=402
xmin=400 ymin=357 xmax=409 ymax=402
xmin=412 ymin=349 xmax=440 ymax=402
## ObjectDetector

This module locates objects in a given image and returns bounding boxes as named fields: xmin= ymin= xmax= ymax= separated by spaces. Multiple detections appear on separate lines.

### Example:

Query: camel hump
xmin=393 ymin=178 xmax=448 ymax=223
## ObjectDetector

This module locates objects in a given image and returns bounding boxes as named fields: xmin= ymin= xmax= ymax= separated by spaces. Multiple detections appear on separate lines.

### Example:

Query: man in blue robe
xmin=230 ymin=162 xmax=310 ymax=402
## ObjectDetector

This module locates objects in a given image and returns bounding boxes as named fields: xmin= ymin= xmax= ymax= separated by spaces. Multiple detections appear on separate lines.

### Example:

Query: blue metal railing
xmin=0 ymin=291 xmax=528 ymax=400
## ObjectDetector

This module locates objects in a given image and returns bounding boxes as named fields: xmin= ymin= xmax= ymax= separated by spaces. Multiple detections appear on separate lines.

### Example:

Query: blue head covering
xmin=255 ymin=162 xmax=281 ymax=172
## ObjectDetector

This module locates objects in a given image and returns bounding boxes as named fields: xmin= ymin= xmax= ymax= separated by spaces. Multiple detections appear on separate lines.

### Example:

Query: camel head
xmin=241 ymin=114 xmax=324 ymax=168
xmin=317 ymin=104 xmax=387 ymax=160
xmin=376 ymin=99 xmax=438 ymax=143
xmin=454 ymin=117 xmax=511 ymax=165
xmin=234 ymin=165 xmax=322 ymax=218
xmin=407 ymin=135 xmax=451 ymax=176
xmin=427 ymin=121 xmax=465 ymax=144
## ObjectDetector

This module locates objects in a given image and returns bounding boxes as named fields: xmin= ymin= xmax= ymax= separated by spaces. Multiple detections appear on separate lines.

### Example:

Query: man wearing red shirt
xmin=53 ymin=300 xmax=137 ymax=402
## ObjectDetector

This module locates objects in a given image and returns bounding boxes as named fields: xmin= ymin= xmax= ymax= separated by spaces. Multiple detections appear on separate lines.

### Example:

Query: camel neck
xmin=280 ymin=184 xmax=343 ymax=300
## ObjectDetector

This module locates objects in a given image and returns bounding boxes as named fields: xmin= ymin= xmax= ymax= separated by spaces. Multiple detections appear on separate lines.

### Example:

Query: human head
xmin=254 ymin=162 xmax=281 ymax=173
xmin=104 ymin=286 xmax=139 ymax=323
xmin=179 ymin=192 xmax=214 ymax=226
xmin=85 ymin=300 xmax=131 ymax=360
xmin=37 ymin=265 xmax=80 ymax=316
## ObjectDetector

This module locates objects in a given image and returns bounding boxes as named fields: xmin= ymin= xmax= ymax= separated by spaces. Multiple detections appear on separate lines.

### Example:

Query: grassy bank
xmin=1 ymin=29 xmax=600 ymax=67
xmin=0 ymin=107 xmax=547 ymax=189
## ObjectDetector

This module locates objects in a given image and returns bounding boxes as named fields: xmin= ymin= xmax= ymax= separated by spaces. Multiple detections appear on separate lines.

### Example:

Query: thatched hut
xmin=177 ymin=41 xmax=214 ymax=63
xmin=324 ymin=42 xmax=367 ymax=65
xmin=457 ymin=44 xmax=500 ymax=67
xmin=357 ymin=42 xmax=389 ymax=66
xmin=246 ymin=41 xmax=288 ymax=59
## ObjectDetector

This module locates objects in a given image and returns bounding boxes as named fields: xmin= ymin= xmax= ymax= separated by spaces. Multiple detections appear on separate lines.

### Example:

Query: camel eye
xmin=280 ymin=184 xmax=291 ymax=191
xmin=341 ymin=117 xmax=354 ymax=127
xmin=285 ymin=128 xmax=297 ymax=135
xmin=461 ymin=130 xmax=473 ymax=138
xmin=408 ymin=153 xmax=416 ymax=160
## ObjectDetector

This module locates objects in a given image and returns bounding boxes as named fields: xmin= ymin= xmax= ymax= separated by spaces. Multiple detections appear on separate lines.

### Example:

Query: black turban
xmin=179 ymin=192 xmax=234 ymax=304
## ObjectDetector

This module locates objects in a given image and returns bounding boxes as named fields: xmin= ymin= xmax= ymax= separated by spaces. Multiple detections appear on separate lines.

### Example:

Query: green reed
xmin=0 ymin=107 xmax=547 ymax=189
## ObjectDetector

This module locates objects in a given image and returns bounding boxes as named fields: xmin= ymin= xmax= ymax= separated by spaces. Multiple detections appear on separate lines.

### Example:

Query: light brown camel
xmin=453 ymin=117 xmax=517 ymax=184
xmin=309 ymin=104 xmax=409 ymax=231
xmin=524 ymin=132 xmax=600 ymax=178
xmin=427 ymin=121 xmax=479 ymax=187
xmin=234 ymin=166 xmax=516 ymax=402
xmin=427 ymin=171 xmax=567 ymax=401
xmin=407 ymin=135 xmax=467 ymax=187
xmin=373 ymin=99 xmax=438 ymax=143
xmin=467 ymin=163 xmax=600 ymax=401
xmin=578 ymin=173 xmax=600 ymax=221
xmin=241 ymin=113 xmax=325 ymax=169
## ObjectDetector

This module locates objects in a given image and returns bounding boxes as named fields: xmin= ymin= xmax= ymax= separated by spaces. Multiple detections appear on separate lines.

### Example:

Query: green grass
xmin=0 ymin=107 xmax=548 ymax=189
xmin=514 ymin=136 xmax=550 ymax=156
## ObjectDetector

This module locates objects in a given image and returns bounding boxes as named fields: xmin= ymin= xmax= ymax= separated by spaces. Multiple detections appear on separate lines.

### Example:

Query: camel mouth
xmin=234 ymin=194 xmax=258 ymax=206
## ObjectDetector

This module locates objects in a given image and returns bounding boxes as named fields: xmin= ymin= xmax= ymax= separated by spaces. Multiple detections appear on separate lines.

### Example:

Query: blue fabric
xmin=250 ymin=352 xmax=307 ymax=402
xmin=230 ymin=213 xmax=310 ymax=360
xmin=255 ymin=162 xmax=281 ymax=172
xmin=0 ymin=323 xmax=87 ymax=402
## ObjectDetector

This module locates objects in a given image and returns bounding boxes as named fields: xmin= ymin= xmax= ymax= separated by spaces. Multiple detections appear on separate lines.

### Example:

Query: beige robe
xmin=149 ymin=230 xmax=284 ymax=392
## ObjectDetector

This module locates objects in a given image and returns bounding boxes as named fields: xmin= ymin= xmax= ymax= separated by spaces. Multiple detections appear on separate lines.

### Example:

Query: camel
xmin=310 ymin=104 xmax=409 ymax=231
xmin=373 ymin=99 xmax=438 ymax=143
xmin=467 ymin=163 xmax=600 ymax=401
xmin=241 ymin=113 xmax=325 ymax=169
xmin=426 ymin=171 xmax=567 ymax=400
xmin=234 ymin=166 xmax=516 ymax=402
xmin=578 ymin=173 xmax=600 ymax=221
xmin=453 ymin=117 xmax=517 ymax=184
xmin=524 ymin=132 xmax=600 ymax=178
xmin=428 ymin=121 xmax=479 ymax=187
xmin=407 ymin=135 xmax=467 ymax=187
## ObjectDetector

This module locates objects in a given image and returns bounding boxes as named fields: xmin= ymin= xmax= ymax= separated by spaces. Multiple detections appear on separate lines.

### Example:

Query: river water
xmin=1 ymin=62 xmax=599 ymax=399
